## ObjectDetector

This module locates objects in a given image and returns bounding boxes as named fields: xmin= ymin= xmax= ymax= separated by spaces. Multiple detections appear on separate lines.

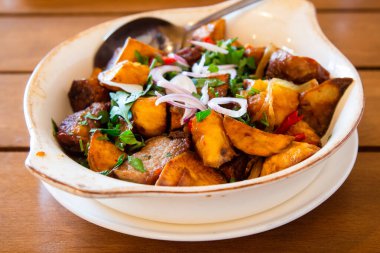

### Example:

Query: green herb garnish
xmin=208 ymin=63 xmax=219 ymax=73
xmin=78 ymin=139 xmax=84 ymax=152
xmin=235 ymin=94 xmax=245 ymax=98
xmin=194 ymin=78 xmax=224 ymax=88
xmin=51 ymin=119 xmax=58 ymax=137
xmin=84 ymin=110 xmax=109 ymax=124
xmin=192 ymin=92 xmax=201 ymax=99
xmin=134 ymin=50 xmax=149 ymax=65
xmin=260 ymin=112 xmax=269 ymax=127
xmin=119 ymin=130 xmax=142 ymax=145
xmin=248 ymin=87 xmax=260 ymax=96
xmin=128 ymin=156 xmax=146 ymax=173
xmin=196 ymin=108 xmax=211 ymax=122
xmin=99 ymin=154 xmax=126 ymax=176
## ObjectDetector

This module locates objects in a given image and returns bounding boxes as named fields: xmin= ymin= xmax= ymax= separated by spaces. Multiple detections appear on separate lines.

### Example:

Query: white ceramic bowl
xmin=24 ymin=0 xmax=363 ymax=224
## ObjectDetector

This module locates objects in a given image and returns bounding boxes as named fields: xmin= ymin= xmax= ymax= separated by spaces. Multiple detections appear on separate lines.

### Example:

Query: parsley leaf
xmin=235 ymin=94 xmax=245 ymax=98
xmin=78 ymin=139 xmax=84 ymax=152
xmin=128 ymin=156 xmax=146 ymax=173
xmin=84 ymin=110 xmax=109 ymax=124
xmin=196 ymin=108 xmax=211 ymax=122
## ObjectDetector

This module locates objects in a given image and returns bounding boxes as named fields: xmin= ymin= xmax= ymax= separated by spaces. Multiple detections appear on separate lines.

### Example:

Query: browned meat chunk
xmin=114 ymin=135 xmax=190 ymax=184
xmin=220 ymin=155 xmax=250 ymax=182
xmin=56 ymin=102 xmax=109 ymax=153
xmin=266 ymin=49 xmax=330 ymax=84
xmin=244 ymin=45 xmax=265 ymax=67
xmin=68 ymin=78 xmax=110 ymax=112
xmin=176 ymin=47 xmax=202 ymax=66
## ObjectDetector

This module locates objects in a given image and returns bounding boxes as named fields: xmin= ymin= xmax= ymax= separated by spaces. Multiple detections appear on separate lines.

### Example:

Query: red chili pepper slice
xmin=162 ymin=56 xmax=176 ymax=65
xmin=294 ymin=133 xmax=306 ymax=142
xmin=275 ymin=111 xmax=304 ymax=134
xmin=202 ymin=36 xmax=215 ymax=44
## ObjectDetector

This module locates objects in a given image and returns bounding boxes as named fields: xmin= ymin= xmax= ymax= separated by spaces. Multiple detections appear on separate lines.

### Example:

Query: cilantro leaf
xmin=194 ymin=78 xmax=224 ymax=88
xmin=196 ymin=108 xmax=211 ymax=122
xmin=208 ymin=63 xmax=219 ymax=73
xmin=119 ymin=130 xmax=141 ymax=145
xmin=128 ymin=156 xmax=146 ymax=173
xmin=260 ymin=112 xmax=269 ymax=127
xmin=51 ymin=119 xmax=58 ymax=137
xmin=134 ymin=50 xmax=149 ymax=65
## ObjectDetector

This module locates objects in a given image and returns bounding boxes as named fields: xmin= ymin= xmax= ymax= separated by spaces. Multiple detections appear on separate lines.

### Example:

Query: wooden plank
xmin=357 ymin=71 xmax=380 ymax=146
xmin=1 ymin=152 xmax=379 ymax=252
xmin=0 ymin=74 xmax=30 ymax=147
xmin=0 ymin=0 xmax=378 ymax=14
xmin=0 ymin=70 xmax=377 ymax=148
xmin=0 ymin=13 xmax=379 ymax=72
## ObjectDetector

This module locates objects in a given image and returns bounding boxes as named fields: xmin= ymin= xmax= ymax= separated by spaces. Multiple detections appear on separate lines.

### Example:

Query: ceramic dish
xmin=24 ymin=0 xmax=363 ymax=224
xmin=44 ymin=131 xmax=358 ymax=241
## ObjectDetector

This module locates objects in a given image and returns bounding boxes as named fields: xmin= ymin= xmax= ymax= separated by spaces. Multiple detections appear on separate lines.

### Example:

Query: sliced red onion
xmin=155 ymin=93 xmax=207 ymax=111
xmin=157 ymin=80 xmax=191 ymax=95
xmin=192 ymin=54 xmax=206 ymax=74
xmin=150 ymin=65 xmax=182 ymax=84
xmin=181 ymin=108 xmax=197 ymax=125
xmin=200 ymin=83 xmax=209 ymax=105
xmin=98 ymin=62 xmax=143 ymax=93
xmin=182 ymin=71 xmax=221 ymax=78
xmin=191 ymin=40 xmax=229 ymax=54
xmin=208 ymin=97 xmax=247 ymax=118
xmin=168 ymin=53 xmax=189 ymax=67
xmin=169 ymin=74 xmax=197 ymax=94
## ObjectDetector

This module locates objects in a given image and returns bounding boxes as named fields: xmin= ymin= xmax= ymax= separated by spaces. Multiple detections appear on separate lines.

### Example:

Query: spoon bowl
xmin=94 ymin=0 xmax=262 ymax=69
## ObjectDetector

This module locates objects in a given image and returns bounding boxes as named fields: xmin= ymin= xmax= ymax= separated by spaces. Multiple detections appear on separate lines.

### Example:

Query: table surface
xmin=1 ymin=0 xmax=379 ymax=252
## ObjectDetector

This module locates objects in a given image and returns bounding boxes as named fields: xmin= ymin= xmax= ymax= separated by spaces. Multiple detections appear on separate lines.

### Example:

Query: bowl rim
xmin=24 ymin=0 xmax=364 ymax=197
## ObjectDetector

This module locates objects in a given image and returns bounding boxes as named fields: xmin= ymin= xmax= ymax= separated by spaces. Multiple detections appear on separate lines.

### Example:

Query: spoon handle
xmin=185 ymin=0 xmax=262 ymax=34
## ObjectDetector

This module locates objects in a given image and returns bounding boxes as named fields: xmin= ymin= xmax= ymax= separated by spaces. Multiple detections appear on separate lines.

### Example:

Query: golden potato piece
xmin=114 ymin=136 xmax=190 ymax=184
xmin=156 ymin=152 xmax=226 ymax=186
xmin=286 ymin=120 xmax=321 ymax=146
xmin=223 ymin=116 xmax=294 ymax=157
xmin=244 ymin=45 xmax=265 ymax=67
xmin=131 ymin=97 xmax=167 ymax=138
xmin=299 ymin=78 xmax=352 ymax=136
xmin=192 ymin=19 xmax=226 ymax=42
xmin=271 ymin=83 xmax=299 ymax=126
xmin=261 ymin=142 xmax=320 ymax=176
xmin=87 ymin=131 xmax=125 ymax=172
xmin=191 ymin=111 xmax=236 ymax=168
xmin=116 ymin=37 xmax=162 ymax=63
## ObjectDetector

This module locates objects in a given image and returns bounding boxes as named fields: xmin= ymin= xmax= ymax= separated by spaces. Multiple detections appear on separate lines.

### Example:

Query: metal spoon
xmin=94 ymin=0 xmax=262 ymax=69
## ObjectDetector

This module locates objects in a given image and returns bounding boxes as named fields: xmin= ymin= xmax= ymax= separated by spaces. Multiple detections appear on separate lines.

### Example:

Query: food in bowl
xmin=54 ymin=18 xmax=352 ymax=187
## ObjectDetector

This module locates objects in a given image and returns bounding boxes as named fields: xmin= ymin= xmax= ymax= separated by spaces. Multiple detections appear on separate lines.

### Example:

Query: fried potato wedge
xmin=116 ymin=37 xmax=162 ymax=63
xmin=223 ymin=116 xmax=294 ymax=157
xmin=299 ymin=78 xmax=352 ymax=136
xmin=87 ymin=131 xmax=125 ymax=172
xmin=156 ymin=152 xmax=226 ymax=186
xmin=286 ymin=120 xmax=321 ymax=146
xmin=261 ymin=142 xmax=320 ymax=176
xmin=244 ymin=45 xmax=265 ymax=67
xmin=192 ymin=19 xmax=226 ymax=42
xmin=131 ymin=97 xmax=167 ymax=138
xmin=191 ymin=111 xmax=236 ymax=168
xmin=100 ymin=60 xmax=149 ymax=92
xmin=114 ymin=136 xmax=190 ymax=184
xmin=271 ymin=83 xmax=299 ymax=126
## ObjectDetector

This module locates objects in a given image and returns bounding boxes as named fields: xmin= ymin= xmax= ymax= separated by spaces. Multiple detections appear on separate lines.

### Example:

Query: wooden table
xmin=1 ymin=0 xmax=379 ymax=252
